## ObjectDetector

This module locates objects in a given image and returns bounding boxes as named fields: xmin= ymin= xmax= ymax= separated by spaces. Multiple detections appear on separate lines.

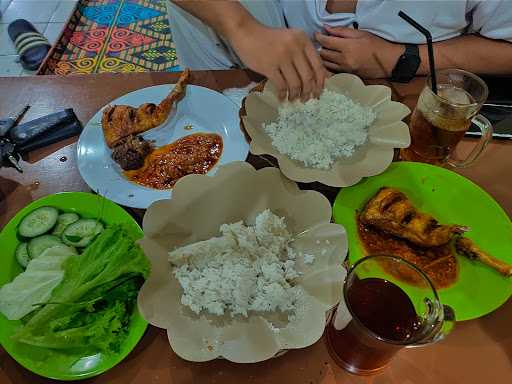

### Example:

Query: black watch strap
xmin=391 ymin=44 xmax=421 ymax=83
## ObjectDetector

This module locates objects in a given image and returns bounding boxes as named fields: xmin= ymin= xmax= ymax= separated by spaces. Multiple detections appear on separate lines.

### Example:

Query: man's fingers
xmin=324 ymin=68 xmax=334 ymax=78
xmin=279 ymin=63 xmax=302 ymax=101
xmin=304 ymin=43 xmax=326 ymax=98
xmin=319 ymin=48 xmax=341 ymax=64
xmin=322 ymin=60 xmax=343 ymax=72
xmin=269 ymin=70 xmax=287 ymax=100
xmin=324 ymin=25 xmax=362 ymax=38
xmin=293 ymin=54 xmax=315 ymax=101
xmin=315 ymin=32 xmax=342 ymax=50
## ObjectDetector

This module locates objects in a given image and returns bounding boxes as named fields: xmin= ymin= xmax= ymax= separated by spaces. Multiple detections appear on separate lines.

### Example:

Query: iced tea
xmin=326 ymin=278 xmax=421 ymax=374
xmin=409 ymin=85 xmax=476 ymax=161
xmin=325 ymin=255 xmax=454 ymax=376
xmin=403 ymin=69 xmax=492 ymax=167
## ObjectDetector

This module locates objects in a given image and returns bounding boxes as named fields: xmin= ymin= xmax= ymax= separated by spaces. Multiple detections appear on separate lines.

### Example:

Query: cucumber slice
xmin=52 ymin=212 xmax=80 ymax=236
xmin=62 ymin=219 xmax=104 ymax=248
xmin=27 ymin=235 xmax=63 ymax=259
xmin=15 ymin=242 xmax=30 ymax=268
xmin=18 ymin=206 xmax=59 ymax=238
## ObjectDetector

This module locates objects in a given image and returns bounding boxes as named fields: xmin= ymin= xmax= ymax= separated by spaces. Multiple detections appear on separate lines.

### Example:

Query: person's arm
xmin=171 ymin=0 xmax=252 ymax=40
xmin=171 ymin=0 xmax=325 ymax=100
xmin=315 ymin=26 xmax=512 ymax=78
xmin=417 ymin=34 xmax=512 ymax=76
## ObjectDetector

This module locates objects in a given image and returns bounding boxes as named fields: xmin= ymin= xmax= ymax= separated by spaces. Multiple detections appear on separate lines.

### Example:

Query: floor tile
xmin=0 ymin=22 xmax=46 ymax=55
xmin=0 ymin=0 xmax=13 ymax=14
xmin=43 ymin=22 xmax=63 ymax=45
xmin=0 ymin=23 xmax=17 ymax=55
xmin=2 ymin=1 xmax=59 ymax=23
xmin=20 ymin=67 xmax=36 ymax=76
xmin=49 ymin=1 xmax=76 ymax=23
xmin=0 ymin=54 xmax=22 ymax=76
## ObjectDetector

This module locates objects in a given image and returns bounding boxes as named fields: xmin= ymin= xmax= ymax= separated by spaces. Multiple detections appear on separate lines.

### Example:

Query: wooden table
xmin=0 ymin=71 xmax=511 ymax=384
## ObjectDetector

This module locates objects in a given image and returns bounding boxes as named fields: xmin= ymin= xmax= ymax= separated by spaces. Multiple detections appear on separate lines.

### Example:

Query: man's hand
xmin=229 ymin=23 xmax=325 ymax=101
xmin=315 ymin=26 xmax=402 ymax=78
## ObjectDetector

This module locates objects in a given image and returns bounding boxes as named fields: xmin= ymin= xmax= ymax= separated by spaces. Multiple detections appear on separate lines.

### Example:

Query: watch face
xmin=392 ymin=52 xmax=420 ymax=82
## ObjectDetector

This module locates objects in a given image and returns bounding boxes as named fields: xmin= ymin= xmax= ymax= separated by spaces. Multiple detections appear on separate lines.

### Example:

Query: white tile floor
xmin=0 ymin=0 xmax=78 ymax=76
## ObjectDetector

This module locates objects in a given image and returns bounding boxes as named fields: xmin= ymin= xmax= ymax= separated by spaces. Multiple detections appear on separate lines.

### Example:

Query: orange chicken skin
xmin=102 ymin=68 xmax=191 ymax=148
xmin=360 ymin=187 xmax=466 ymax=247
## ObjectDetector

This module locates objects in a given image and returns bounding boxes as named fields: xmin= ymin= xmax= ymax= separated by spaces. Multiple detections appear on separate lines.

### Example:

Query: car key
xmin=0 ymin=137 xmax=23 ymax=172
xmin=9 ymin=109 xmax=79 ymax=145
xmin=0 ymin=105 xmax=30 ymax=137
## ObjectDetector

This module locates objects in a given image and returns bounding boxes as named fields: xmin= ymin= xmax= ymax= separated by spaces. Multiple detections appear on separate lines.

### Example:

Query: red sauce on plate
xmin=125 ymin=133 xmax=223 ymax=190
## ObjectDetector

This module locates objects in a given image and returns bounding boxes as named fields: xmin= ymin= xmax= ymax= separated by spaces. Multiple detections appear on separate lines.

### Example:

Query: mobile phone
xmin=466 ymin=119 xmax=512 ymax=139
xmin=466 ymin=104 xmax=512 ymax=139
xmin=467 ymin=75 xmax=512 ymax=139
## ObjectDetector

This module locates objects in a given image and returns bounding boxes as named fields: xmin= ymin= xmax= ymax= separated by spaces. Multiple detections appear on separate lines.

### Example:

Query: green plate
xmin=333 ymin=162 xmax=512 ymax=321
xmin=0 ymin=192 xmax=148 ymax=380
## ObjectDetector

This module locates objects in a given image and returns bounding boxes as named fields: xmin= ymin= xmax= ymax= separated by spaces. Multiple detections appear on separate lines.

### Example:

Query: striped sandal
xmin=8 ymin=19 xmax=51 ymax=71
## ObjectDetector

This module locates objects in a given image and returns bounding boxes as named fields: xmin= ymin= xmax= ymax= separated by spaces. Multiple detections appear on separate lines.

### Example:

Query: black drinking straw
xmin=398 ymin=11 xmax=438 ymax=94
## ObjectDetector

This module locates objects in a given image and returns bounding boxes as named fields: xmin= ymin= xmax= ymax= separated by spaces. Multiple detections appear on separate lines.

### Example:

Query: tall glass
xmin=325 ymin=255 xmax=455 ymax=376
xmin=403 ymin=69 xmax=492 ymax=166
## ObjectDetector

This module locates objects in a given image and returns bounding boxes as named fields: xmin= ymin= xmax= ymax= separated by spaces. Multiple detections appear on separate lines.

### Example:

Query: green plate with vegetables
xmin=0 ymin=192 xmax=150 ymax=380
xmin=333 ymin=162 xmax=512 ymax=321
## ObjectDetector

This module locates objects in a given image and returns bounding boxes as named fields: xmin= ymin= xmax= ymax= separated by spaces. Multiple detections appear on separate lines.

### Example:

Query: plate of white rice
xmin=264 ymin=89 xmax=376 ymax=170
xmin=241 ymin=73 xmax=411 ymax=187
xmin=137 ymin=162 xmax=348 ymax=363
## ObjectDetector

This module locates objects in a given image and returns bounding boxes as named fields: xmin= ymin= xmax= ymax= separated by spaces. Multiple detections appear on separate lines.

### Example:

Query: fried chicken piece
xmin=102 ymin=68 xmax=191 ymax=148
xmin=455 ymin=237 xmax=512 ymax=277
xmin=360 ymin=187 xmax=467 ymax=247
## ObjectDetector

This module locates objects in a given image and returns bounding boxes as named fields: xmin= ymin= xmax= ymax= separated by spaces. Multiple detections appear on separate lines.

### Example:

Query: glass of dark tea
xmin=405 ymin=69 xmax=493 ymax=166
xmin=325 ymin=255 xmax=455 ymax=376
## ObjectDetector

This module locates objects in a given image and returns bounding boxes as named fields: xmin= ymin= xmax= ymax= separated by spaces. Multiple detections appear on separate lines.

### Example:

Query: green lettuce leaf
xmin=12 ymin=225 xmax=150 ymax=353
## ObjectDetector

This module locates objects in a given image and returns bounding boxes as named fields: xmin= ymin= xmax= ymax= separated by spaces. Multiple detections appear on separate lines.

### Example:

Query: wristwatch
xmin=391 ymin=44 xmax=421 ymax=83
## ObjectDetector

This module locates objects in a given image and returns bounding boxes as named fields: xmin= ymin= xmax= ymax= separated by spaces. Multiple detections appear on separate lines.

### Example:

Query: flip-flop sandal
xmin=8 ymin=19 xmax=51 ymax=71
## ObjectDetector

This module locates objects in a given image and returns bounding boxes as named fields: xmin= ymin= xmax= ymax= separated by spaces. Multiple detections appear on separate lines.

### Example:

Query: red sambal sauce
xmin=125 ymin=133 xmax=223 ymax=190
xmin=356 ymin=216 xmax=458 ymax=289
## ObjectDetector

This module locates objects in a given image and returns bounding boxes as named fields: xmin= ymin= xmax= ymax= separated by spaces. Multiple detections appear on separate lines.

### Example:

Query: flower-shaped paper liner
xmin=242 ymin=74 xmax=411 ymax=187
xmin=137 ymin=162 xmax=348 ymax=363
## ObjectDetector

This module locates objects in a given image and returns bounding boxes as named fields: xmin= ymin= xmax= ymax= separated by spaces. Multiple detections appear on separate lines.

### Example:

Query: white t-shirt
xmin=168 ymin=0 xmax=512 ymax=69
xmin=282 ymin=0 xmax=512 ymax=43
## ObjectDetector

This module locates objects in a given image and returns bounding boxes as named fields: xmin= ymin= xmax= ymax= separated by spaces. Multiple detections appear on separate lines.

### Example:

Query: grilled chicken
xmin=102 ymin=68 xmax=191 ymax=148
xmin=360 ymin=187 xmax=466 ymax=247
xmin=455 ymin=237 xmax=512 ymax=277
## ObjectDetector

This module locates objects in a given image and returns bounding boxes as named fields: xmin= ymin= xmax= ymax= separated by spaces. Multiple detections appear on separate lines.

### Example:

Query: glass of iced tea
xmin=405 ymin=69 xmax=493 ymax=166
xmin=325 ymin=255 xmax=455 ymax=376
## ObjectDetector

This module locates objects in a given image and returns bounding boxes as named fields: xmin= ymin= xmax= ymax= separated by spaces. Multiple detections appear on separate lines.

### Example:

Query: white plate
xmin=77 ymin=84 xmax=249 ymax=208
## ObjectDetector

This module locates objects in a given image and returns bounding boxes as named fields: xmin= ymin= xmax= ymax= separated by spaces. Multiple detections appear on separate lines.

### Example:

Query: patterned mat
xmin=40 ymin=0 xmax=180 ymax=75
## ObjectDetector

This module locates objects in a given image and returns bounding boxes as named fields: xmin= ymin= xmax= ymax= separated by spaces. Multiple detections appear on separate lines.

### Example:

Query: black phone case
xmin=465 ymin=75 xmax=512 ymax=139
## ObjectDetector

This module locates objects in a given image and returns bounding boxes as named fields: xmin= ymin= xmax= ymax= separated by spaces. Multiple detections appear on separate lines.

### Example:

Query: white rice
xmin=169 ymin=210 xmax=312 ymax=320
xmin=263 ymin=89 xmax=376 ymax=169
